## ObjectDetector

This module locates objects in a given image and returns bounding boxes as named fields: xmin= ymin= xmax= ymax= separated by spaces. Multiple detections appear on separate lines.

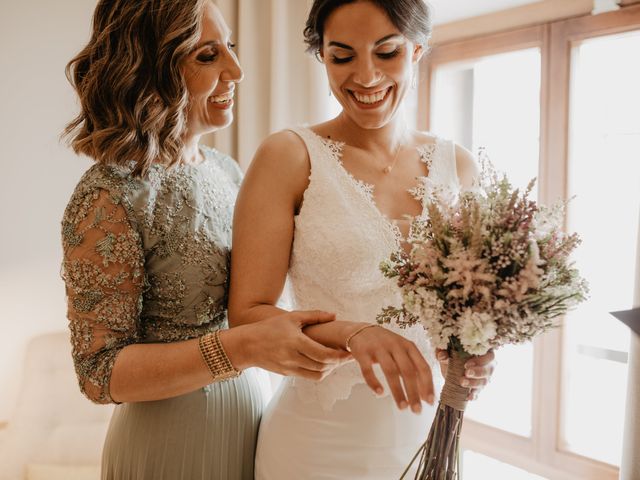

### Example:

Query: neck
xmin=336 ymin=110 xmax=409 ymax=155
xmin=182 ymin=134 xmax=203 ymax=165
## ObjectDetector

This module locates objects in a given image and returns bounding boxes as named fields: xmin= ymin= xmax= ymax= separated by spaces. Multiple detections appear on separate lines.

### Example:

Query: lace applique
xmin=61 ymin=147 xmax=241 ymax=403
xmin=409 ymin=143 xmax=437 ymax=201
xmin=62 ymin=189 xmax=144 ymax=404
xmin=286 ymin=127 xmax=458 ymax=410
xmin=315 ymin=134 xmax=404 ymax=248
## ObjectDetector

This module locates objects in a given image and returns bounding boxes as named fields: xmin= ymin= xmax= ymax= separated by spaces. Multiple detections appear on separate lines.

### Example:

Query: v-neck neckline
xmin=303 ymin=126 xmax=439 ymax=248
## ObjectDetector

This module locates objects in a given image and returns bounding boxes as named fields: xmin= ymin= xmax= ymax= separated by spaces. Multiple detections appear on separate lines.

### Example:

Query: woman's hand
xmin=225 ymin=310 xmax=351 ymax=381
xmin=436 ymin=348 xmax=496 ymax=400
xmin=347 ymin=324 xmax=435 ymax=414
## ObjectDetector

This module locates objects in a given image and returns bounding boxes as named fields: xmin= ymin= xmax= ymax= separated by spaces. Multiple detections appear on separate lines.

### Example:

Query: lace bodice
xmin=287 ymin=126 xmax=461 ymax=410
xmin=60 ymin=146 xmax=242 ymax=404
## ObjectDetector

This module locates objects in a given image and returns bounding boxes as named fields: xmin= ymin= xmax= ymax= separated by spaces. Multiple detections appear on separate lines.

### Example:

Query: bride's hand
xmin=436 ymin=348 xmax=496 ymax=400
xmin=238 ymin=310 xmax=351 ymax=381
xmin=346 ymin=324 xmax=435 ymax=413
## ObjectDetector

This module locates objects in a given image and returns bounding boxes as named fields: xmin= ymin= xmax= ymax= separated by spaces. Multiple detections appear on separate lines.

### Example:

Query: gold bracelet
xmin=198 ymin=330 xmax=241 ymax=382
xmin=345 ymin=324 xmax=379 ymax=353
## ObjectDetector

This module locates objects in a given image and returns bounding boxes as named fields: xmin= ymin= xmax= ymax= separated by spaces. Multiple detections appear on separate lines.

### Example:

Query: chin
xmin=348 ymin=112 xmax=394 ymax=130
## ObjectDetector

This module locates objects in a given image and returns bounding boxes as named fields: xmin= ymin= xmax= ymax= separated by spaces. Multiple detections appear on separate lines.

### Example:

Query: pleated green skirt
xmin=101 ymin=368 xmax=264 ymax=480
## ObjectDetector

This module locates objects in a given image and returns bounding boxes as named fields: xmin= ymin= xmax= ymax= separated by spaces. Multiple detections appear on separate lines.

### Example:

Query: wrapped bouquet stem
xmin=381 ymin=154 xmax=588 ymax=480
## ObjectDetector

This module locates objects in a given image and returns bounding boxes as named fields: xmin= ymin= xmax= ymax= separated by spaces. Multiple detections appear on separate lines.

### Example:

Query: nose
xmin=353 ymin=55 xmax=381 ymax=88
xmin=221 ymin=49 xmax=244 ymax=84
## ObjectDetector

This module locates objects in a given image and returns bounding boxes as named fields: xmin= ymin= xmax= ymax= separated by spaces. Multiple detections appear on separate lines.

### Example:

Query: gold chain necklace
xmin=382 ymin=141 xmax=404 ymax=174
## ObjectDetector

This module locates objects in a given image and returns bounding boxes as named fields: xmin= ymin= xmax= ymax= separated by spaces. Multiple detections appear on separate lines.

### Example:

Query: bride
xmin=229 ymin=0 xmax=496 ymax=477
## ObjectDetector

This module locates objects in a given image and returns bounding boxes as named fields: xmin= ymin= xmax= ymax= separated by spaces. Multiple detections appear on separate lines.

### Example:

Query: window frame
xmin=421 ymin=4 xmax=640 ymax=479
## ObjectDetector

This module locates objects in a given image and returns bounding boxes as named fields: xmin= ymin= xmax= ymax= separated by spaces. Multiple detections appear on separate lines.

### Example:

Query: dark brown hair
xmin=63 ymin=0 xmax=209 ymax=176
xmin=304 ymin=0 xmax=432 ymax=54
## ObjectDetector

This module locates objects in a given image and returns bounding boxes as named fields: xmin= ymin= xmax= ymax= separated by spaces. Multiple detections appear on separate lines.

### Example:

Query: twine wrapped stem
xmin=441 ymin=353 xmax=470 ymax=412
xmin=399 ymin=350 xmax=472 ymax=480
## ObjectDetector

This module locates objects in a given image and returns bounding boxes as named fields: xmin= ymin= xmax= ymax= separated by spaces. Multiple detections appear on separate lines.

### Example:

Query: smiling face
xmin=321 ymin=1 xmax=423 ymax=130
xmin=182 ymin=2 xmax=243 ymax=136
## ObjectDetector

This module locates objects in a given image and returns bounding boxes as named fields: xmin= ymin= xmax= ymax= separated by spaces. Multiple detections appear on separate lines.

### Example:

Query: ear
xmin=316 ymin=47 xmax=326 ymax=63
xmin=412 ymin=43 xmax=424 ymax=64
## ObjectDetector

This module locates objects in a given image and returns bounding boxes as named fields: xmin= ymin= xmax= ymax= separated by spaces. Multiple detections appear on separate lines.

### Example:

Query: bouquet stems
xmin=400 ymin=351 xmax=470 ymax=480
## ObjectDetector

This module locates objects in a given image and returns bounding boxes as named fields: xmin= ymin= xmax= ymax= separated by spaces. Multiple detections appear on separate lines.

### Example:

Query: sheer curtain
xmin=212 ymin=0 xmax=335 ymax=168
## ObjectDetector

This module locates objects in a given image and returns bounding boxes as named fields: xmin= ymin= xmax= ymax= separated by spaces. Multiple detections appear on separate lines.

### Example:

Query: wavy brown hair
xmin=64 ymin=0 xmax=209 ymax=176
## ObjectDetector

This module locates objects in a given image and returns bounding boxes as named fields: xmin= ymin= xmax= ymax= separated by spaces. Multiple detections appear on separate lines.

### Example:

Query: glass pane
xmin=462 ymin=450 xmax=547 ymax=480
xmin=431 ymin=48 xmax=541 ymax=437
xmin=562 ymin=30 xmax=640 ymax=466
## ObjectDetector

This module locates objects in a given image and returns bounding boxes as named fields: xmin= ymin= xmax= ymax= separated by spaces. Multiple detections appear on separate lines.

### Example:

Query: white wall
xmin=0 ymin=0 xmax=96 ymax=422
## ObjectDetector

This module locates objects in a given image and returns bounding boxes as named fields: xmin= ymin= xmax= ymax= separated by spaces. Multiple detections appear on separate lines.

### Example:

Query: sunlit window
xmin=431 ymin=48 xmax=541 ymax=437
xmin=561 ymin=30 xmax=640 ymax=466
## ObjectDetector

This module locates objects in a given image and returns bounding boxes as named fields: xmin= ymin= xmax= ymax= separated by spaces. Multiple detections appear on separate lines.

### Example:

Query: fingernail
xmin=461 ymin=379 xmax=469 ymax=387
xmin=375 ymin=387 xmax=384 ymax=395
xmin=465 ymin=369 xmax=475 ymax=378
xmin=427 ymin=394 xmax=435 ymax=405
xmin=399 ymin=401 xmax=408 ymax=409
xmin=412 ymin=404 xmax=422 ymax=414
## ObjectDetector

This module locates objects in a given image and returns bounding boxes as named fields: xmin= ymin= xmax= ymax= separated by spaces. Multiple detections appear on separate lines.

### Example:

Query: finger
xmin=293 ymin=352 xmax=332 ymax=373
xmin=460 ymin=377 xmax=488 ymax=389
xmin=297 ymin=335 xmax=345 ymax=364
xmin=465 ymin=349 xmax=495 ymax=368
xmin=465 ymin=364 xmax=495 ymax=380
xmin=356 ymin=356 xmax=385 ymax=396
xmin=289 ymin=367 xmax=325 ymax=381
xmin=295 ymin=310 xmax=336 ymax=327
xmin=377 ymin=352 xmax=408 ymax=410
xmin=467 ymin=389 xmax=479 ymax=401
xmin=436 ymin=349 xmax=449 ymax=363
xmin=391 ymin=350 xmax=422 ymax=413
xmin=408 ymin=347 xmax=435 ymax=405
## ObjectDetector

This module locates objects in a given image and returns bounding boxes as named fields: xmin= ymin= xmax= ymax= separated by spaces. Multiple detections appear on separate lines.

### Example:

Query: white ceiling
xmin=428 ymin=0 xmax=543 ymax=25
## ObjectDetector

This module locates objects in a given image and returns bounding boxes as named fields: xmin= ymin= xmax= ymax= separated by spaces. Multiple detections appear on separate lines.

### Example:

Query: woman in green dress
xmin=60 ymin=1 xmax=348 ymax=478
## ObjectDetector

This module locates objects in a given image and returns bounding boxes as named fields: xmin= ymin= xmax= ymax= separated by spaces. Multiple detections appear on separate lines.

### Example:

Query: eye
xmin=196 ymin=49 xmax=218 ymax=63
xmin=330 ymin=54 xmax=353 ymax=64
xmin=377 ymin=48 xmax=401 ymax=59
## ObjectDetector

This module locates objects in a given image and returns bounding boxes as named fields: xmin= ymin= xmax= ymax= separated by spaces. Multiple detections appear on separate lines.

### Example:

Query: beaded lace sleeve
xmin=61 ymin=188 xmax=144 ymax=404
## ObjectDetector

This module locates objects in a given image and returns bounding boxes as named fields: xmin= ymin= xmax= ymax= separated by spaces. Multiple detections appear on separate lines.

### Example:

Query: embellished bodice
xmin=61 ymin=146 xmax=242 ymax=403
xmin=286 ymin=126 xmax=460 ymax=410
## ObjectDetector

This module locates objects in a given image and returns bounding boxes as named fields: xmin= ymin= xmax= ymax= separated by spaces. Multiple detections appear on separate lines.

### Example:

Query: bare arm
xmin=228 ymin=131 xmax=356 ymax=347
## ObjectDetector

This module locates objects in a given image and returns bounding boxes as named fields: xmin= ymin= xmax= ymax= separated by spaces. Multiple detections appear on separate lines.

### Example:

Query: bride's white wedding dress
xmin=254 ymin=126 xmax=461 ymax=479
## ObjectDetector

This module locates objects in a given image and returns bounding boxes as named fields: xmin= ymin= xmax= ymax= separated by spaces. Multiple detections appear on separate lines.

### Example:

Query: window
xmin=423 ymin=5 xmax=640 ymax=479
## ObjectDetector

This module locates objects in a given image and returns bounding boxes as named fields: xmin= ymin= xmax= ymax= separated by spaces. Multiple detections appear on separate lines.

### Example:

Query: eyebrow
xmin=194 ymin=30 xmax=234 ymax=50
xmin=327 ymin=34 xmax=402 ymax=50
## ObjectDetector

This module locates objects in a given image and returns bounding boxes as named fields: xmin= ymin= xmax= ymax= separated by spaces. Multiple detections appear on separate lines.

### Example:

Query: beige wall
xmin=0 ymin=0 xmax=95 ymax=421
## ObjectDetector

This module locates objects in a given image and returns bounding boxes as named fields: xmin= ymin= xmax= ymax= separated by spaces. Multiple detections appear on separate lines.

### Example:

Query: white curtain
xmin=212 ymin=0 xmax=336 ymax=169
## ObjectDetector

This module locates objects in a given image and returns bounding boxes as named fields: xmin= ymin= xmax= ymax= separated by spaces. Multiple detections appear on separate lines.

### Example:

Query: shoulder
xmin=249 ymin=129 xmax=311 ymax=176
xmin=414 ymin=130 xmax=479 ymax=189
xmin=453 ymin=143 xmax=480 ymax=189
xmin=62 ymin=163 xmax=141 ymax=231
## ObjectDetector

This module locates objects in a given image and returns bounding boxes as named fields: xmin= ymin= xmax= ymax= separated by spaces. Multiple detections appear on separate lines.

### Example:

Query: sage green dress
xmin=60 ymin=146 xmax=263 ymax=480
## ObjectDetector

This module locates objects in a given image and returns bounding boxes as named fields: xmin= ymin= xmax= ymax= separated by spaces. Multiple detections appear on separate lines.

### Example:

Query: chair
xmin=0 ymin=331 xmax=113 ymax=480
